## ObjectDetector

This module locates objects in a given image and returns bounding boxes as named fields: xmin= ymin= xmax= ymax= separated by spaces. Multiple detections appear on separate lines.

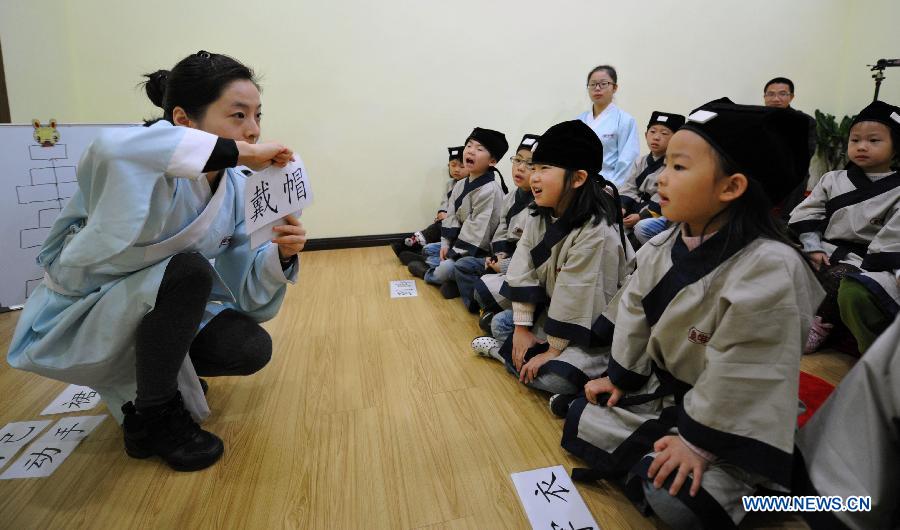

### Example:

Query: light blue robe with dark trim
xmin=576 ymin=104 xmax=640 ymax=187
xmin=6 ymin=121 xmax=298 ymax=423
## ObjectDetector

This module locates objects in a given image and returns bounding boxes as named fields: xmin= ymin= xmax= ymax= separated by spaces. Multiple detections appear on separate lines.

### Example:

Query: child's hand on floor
xmin=808 ymin=251 xmax=830 ymax=271
xmin=519 ymin=348 xmax=561 ymax=384
xmin=647 ymin=435 xmax=710 ymax=497
xmin=584 ymin=377 xmax=623 ymax=407
xmin=512 ymin=326 xmax=544 ymax=371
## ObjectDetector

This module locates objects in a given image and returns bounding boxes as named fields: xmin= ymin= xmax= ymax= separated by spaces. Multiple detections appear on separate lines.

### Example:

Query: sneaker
xmin=399 ymin=251 xmax=425 ymax=265
xmin=407 ymin=261 xmax=429 ymax=279
xmin=440 ymin=281 xmax=460 ymax=299
xmin=412 ymin=232 xmax=427 ymax=246
xmin=471 ymin=336 xmax=501 ymax=357
xmin=549 ymin=394 xmax=576 ymax=418
xmin=804 ymin=316 xmax=834 ymax=354
xmin=478 ymin=311 xmax=495 ymax=333
xmin=123 ymin=392 xmax=224 ymax=472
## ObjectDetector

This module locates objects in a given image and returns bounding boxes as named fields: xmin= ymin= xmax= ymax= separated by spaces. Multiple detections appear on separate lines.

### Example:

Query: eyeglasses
xmin=587 ymin=81 xmax=614 ymax=90
xmin=510 ymin=156 xmax=532 ymax=167
xmin=764 ymin=91 xmax=792 ymax=98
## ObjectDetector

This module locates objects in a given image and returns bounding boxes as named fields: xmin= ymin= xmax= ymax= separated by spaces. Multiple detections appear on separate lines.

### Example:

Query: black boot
xmin=440 ymin=281 xmax=460 ymax=299
xmin=398 ymin=251 xmax=425 ymax=265
xmin=122 ymin=392 xmax=224 ymax=472
xmin=408 ymin=261 xmax=429 ymax=279
xmin=478 ymin=311 xmax=495 ymax=333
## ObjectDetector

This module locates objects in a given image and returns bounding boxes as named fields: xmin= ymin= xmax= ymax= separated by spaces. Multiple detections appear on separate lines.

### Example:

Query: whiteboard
xmin=0 ymin=123 xmax=138 ymax=310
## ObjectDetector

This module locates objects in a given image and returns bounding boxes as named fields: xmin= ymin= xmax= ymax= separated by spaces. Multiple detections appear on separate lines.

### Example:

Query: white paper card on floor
xmin=244 ymin=158 xmax=312 ymax=249
xmin=37 ymin=415 xmax=107 ymax=444
xmin=390 ymin=280 xmax=418 ymax=298
xmin=0 ymin=415 xmax=107 ymax=480
xmin=41 ymin=384 xmax=101 ymax=415
xmin=511 ymin=465 xmax=599 ymax=530
xmin=0 ymin=420 xmax=52 ymax=470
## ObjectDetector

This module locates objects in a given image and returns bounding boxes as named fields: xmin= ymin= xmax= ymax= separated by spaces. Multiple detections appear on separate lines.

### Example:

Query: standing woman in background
xmin=576 ymin=65 xmax=640 ymax=188
xmin=7 ymin=51 xmax=305 ymax=472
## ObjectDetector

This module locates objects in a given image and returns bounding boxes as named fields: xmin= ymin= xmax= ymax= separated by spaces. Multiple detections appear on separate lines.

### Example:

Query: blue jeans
xmin=422 ymin=243 xmax=456 ymax=285
xmin=634 ymin=217 xmax=669 ymax=245
xmin=454 ymin=256 xmax=486 ymax=309
xmin=491 ymin=309 xmax=515 ymax=343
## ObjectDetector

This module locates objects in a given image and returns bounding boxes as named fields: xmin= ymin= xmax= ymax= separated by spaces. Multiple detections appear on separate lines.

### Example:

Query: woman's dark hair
xmin=586 ymin=65 xmax=618 ymax=85
xmin=142 ymin=50 xmax=258 ymax=124
xmin=530 ymin=169 xmax=619 ymax=229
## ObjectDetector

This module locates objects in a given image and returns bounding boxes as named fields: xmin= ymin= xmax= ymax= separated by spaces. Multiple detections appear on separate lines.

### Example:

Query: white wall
xmin=2 ymin=0 xmax=898 ymax=238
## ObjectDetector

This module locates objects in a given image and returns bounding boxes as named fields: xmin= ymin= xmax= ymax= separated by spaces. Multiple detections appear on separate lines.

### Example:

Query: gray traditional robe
xmin=562 ymin=227 xmax=824 ymax=527
xmin=619 ymin=153 xmax=665 ymax=217
xmin=441 ymin=170 xmax=504 ymax=259
xmin=789 ymin=166 xmax=900 ymax=316
xmin=473 ymin=188 xmax=533 ymax=311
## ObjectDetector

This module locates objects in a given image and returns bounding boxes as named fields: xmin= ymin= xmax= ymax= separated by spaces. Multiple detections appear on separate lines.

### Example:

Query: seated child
xmin=407 ymin=128 xmax=508 ymax=299
xmin=560 ymin=99 xmax=822 ymax=528
xmin=392 ymin=146 xmax=469 ymax=264
xmin=619 ymin=111 xmax=685 ymax=247
xmin=788 ymin=100 xmax=899 ymax=353
xmin=453 ymin=134 xmax=538 ymax=319
xmin=470 ymin=120 xmax=629 ymax=397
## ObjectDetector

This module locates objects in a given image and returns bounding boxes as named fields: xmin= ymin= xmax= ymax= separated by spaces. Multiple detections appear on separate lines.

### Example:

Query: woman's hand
xmin=238 ymin=141 xmax=294 ymax=171
xmin=808 ymin=251 xmax=830 ymax=271
xmin=272 ymin=214 xmax=306 ymax=258
xmin=512 ymin=325 xmax=544 ymax=371
xmin=623 ymin=213 xmax=641 ymax=229
xmin=519 ymin=347 xmax=561 ymax=384
xmin=646 ymin=435 xmax=710 ymax=497
xmin=584 ymin=377 xmax=624 ymax=407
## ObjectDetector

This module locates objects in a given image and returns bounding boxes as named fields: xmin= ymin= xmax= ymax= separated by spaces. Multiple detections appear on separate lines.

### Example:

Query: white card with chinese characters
xmin=244 ymin=157 xmax=312 ymax=249
xmin=0 ymin=420 xmax=52 ymax=470
xmin=37 ymin=415 xmax=107 ymax=444
xmin=41 ymin=384 xmax=102 ymax=415
xmin=0 ymin=440 xmax=80 ymax=479
xmin=511 ymin=465 xmax=598 ymax=530
xmin=389 ymin=280 xmax=418 ymax=298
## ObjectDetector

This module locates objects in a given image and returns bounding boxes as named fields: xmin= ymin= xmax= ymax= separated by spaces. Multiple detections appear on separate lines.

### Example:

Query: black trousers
xmin=133 ymin=253 xmax=272 ymax=409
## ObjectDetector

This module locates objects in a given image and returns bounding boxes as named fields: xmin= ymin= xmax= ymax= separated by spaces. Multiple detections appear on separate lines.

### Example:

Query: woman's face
xmin=587 ymin=70 xmax=617 ymax=108
xmin=180 ymin=79 xmax=262 ymax=143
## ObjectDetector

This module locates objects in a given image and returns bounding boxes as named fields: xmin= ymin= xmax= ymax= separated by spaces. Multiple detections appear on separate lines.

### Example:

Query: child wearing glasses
xmin=789 ymin=100 xmax=900 ymax=354
xmin=620 ymin=111 xmax=685 ymax=247
xmin=408 ymin=128 xmax=508 ymax=299
xmin=470 ymin=121 xmax=629 ymax=398
xmin=576 ymin=65 xmax=640 ymax=188
xmin=391 ymin=146 xmax=469 ymax=264
xmin=453 ymin=134 xmax=538 ymax=325
xmin=561 ymin=99 xmax=821 ymax=529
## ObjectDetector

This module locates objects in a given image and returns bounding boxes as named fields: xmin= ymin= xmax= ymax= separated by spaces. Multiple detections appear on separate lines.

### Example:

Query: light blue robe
xmin=576 ymin=103 xmax=640 ymax=188
xmin=6 ymin=121 xmax=298 ymax=423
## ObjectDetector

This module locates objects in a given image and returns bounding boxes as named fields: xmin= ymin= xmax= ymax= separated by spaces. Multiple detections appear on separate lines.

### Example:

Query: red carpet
xmin=797 ymin=371 xmax=836 ymax=428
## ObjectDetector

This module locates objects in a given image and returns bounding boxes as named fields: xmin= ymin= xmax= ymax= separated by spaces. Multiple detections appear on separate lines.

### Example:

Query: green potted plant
xmin=814 ymin=109 xmax=854 ymax=172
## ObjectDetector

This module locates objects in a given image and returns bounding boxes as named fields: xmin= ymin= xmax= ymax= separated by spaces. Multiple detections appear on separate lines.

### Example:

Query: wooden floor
xmin=0 ymin=246 xmax=856 ymax=529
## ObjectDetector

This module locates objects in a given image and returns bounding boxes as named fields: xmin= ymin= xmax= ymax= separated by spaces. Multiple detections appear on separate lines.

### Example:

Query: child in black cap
xmin=470 ymin=120 xmax=629 ymax=400
xmin=561 ymin=99 xmax=824 ymax=529
xmin=790 ymin=99 xmax=900 ymax=354
xmin=408 ymin=128 xmax=508 ymax=299
xmin=619 ymin=111 xmax=685 ymax=248
xmin=454 ymin=134 xmax=538 ymax=322
xmin=391 ymin=146 xmax=469 ymax=263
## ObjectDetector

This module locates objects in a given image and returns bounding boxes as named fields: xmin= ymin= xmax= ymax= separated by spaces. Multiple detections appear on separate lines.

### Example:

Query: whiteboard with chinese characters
xmin=0 ymin=123 xmax=138 ymax=310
